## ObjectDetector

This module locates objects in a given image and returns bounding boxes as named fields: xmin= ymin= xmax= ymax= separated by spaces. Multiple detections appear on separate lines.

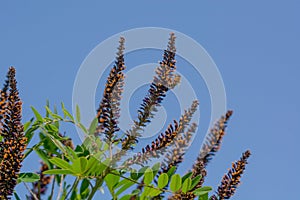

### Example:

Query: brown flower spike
xmin=216 ymin=150 xmax=251 ymax=200
xmin=0 ymin=67 xmax=27 ymax=199
xmin=190 ymin=110 xmax=234 ymax=191
xmin=96 ymin=37 xmax=126 ymax=142
xmin=159 ymin=100 xmax=199 ymax=174
xmin=121 ymin=33 xmax=180 ymax=152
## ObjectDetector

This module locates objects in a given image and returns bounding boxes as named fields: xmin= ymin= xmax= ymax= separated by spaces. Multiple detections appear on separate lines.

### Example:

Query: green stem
xmin=65 ymin=177 xmax=80 ymax=199
xmin=87 ymin=178 xmax=104 ymax=200
xmin=49 ymin=176 xmax=55 ymax=200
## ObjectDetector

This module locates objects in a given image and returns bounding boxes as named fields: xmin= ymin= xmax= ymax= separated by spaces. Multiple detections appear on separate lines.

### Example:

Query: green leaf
xmin=46 ymin=100 xmax=50 ymax=117
xmin=193 ymin=186 xmax=212 ymax=196
xmin=35 ymin=149 xmax=51 ymax=167
xmin=148 ymin=187 xmax=162 ymax=197
xmin=80 ymin=188 xmax=90 ymax=199
xmin=80 ymin=179 xmax=90 ymax=194
xmin=62 ymin=103 xmax=74 ymax=121
xmin=140 ymin=187 xmax=150 ymax=199
xmin=170 ymin=174 xmax=181 ymax=192
xmin=181 ymin=172 xmax=193 ymax=183
xmin=72 ymin=157 xmax=88 ymax=174
xmin=95 ymin=160 xmax=109 ymax=176
xmin=31 ymin=106 xmax=43 ymax=122
xmin=79 ymin=122 xmax=88 ymax=134
xmin=49 ymin=157 xmax=73 ymax=170
xmin=24 ymin=122 xmax=37 ymax=144
xmin=152 ymin=162 xmax=160 ymax=177
xmin=23 ymin=120 xmax=32 ymax=132
xmin=43 ymin=169 xmax=74 ymax=175
xmin=61 ymin=102 xmax=67 ymax=118
xmin=84 ymin=159 xmax=108 ymax=177
xmin=45 ymin=133 xmax=68 ymax=155
xmin=88 ymin=117 xmax=98 ymax=135
xmin=138 ymin=166 xmax=149 ymax=175
xmin=119 ymin=195 xmax=132 ymax=200
xmin=65 ymin=146 xmax=78 ymax=162
xmin=157 ymin=173 xmax=169 ymax=189
xmin=17 ymin=173 xmax=40 ymax=183
xmin=14 ymin=192 xmax=21 ymax=200
xmin=45 ymin=106 xmax=52 ymax=117
xmin=131 ymin=189 xmax=140 ymax=195
xmin=105 ymin=173 xmax=120 ymax=190
xmin=181 ymin=177 xmax=192 ymax=194
xmin=130 ymin=169 xmax=139 ymax=180
xmin=45 ymin=124 xmax=59 ymax=133
xmin=116 ymin=181 xmax=134 ymax=196
xmin=190 ymin=175 xmax=202 ymax=190
xmin=76 ymin=105 xmax=81 ymax=122
xmin=143 ymin=168 xmax=154 ymax=185
xmin=83 ymin=156 xmax=99 ymax=175
xmin=70 ymin=189 xmax=77 ymax=200
xmin=51 ymin=113 xmax=64 ymax=120
xmin=167 ymin=166 xmax=176 ymax=178
xmin=115 ymin=179 xmax=129 ymax=189
xmin=198 ymin=192 xmax=208 ymax=200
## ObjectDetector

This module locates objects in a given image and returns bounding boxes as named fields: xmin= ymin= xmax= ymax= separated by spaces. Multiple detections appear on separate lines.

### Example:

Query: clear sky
xmin=0 ymin=1 xmax=299 ymax=200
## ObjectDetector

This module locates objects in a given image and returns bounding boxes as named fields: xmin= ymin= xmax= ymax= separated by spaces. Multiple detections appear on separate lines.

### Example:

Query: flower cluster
xmin=123 ymin=120 xmax=179 ymax=167
xmin=216 ymin=150 xmax=251 ymax=199
xmin=190 ymin=110 xmax=234 ymax=190
xmin=0 ymin=67 xmax=27 ymax=199
xmin=159 ymin=100 xmax=199 ymax=174
xmin=96 ymin=37 xmax=126 ymax=141
xmin=121 ymin=33 xmax=181 ymax=152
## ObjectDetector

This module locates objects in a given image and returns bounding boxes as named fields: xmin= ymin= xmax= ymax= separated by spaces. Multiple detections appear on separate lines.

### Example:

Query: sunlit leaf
xmin=170 ymin=174 xmax=181 ymax=192
xmin=148 ymin=187 xmax=161 ymax=197
xmin=182 ymin=177 xmax=192 ymax=194
xmin=72 ymin=157 xmax=88 ymax=174
xmin=31 ymin=106 xmax=43 ymax=122
xmin=157 ymin=173 xmax=168 ymax=189
xmin=181 ymin=172 xmax=192 ymax=183
xmin=190 ymin=175 xmax=202 ymax=190
xmin=43 ymin=169 xmax=74 ymax=175
xmin=105 ymin=173 xmax=120 ymax=191
xmin=61 ymin=103 xmax=74 ymax=121
xmin=143 ymin=168 xmax=154 ymax=185
xmin=49 ymin=157 xmax=72 ymax=170
xmin=193 ymin=186 xmax=212 ymax=196
xmin=198 ymin=193 xmax=208 ymax=200
xmin=17 ymin=173 xmax=40 ymax=183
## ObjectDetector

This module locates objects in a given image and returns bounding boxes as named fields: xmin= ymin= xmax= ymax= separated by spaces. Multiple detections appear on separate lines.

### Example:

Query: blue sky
xmin=1 ymin=1 xmax=299 ymax=199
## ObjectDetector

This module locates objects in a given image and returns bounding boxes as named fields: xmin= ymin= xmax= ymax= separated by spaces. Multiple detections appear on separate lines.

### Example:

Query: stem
xmin=49 ymin=175 xmax=55 ymax=200
xmin=23 ymin=182 xmax=39 ymax=200
xmin=65 ymin=177 xmax=80 ymax=199
xmin=56 ymin=174 xmax=64 ymax=200
xmin=37 ymin=180 xmax=41 ymax=199
xmin=87 ymin=178 xmax=104 ymax=200
xmin=109 ymin=141 xmax=113 ymax=160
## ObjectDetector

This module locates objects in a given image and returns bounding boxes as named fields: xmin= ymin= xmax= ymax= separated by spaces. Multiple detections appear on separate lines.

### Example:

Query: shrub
xmin=0 ymin=34 xmax=251 ymax=200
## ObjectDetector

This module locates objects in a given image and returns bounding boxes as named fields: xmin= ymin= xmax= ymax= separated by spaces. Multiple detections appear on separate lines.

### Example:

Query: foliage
xmin=0 ymin=34 xmax=251 ymax=200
